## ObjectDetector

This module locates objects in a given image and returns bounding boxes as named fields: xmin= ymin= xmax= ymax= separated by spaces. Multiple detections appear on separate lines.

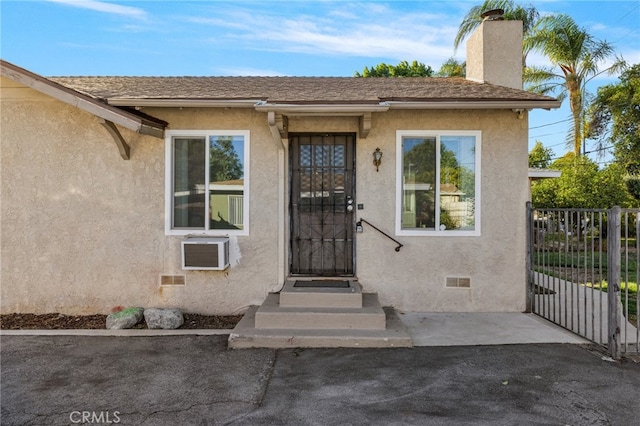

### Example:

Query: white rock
xmin=144 ymin=308 xmax=184 ymax=329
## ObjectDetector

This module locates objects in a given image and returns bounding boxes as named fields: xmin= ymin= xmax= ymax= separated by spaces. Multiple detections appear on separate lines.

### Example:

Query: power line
xmin=529 ymin=118 xmax=573 ymax=129
xmin=612 ymin=2 xmax=640 ymax=25
xmin=529 ymin=131 xmax=568 ymax=139
xmin=611 ymin=3 xmax=640 ymax=43
xmin=585 ymin=145 xmax=614 ymax=155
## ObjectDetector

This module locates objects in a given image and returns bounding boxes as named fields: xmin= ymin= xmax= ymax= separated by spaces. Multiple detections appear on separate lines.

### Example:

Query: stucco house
xmin=1 ymin=19 xmax=559 ymax=345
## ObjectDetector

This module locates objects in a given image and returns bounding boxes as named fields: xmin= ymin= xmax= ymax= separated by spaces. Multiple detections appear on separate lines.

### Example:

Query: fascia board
xmin=1 ymin=60 xmax=166 ymax=138
xmin=107 ymin=98 xmax=263 ymax=108
xmin=254 ymin=103 xmax=390 ymax=115
xmin=385 ymin=100 xmax=561 ymax=110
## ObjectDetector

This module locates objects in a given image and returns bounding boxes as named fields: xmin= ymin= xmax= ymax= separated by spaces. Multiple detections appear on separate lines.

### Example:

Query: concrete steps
xmin=228 ymin=279 xmax=412 ymax=349
xmin=255 ymin=293 xmax=386 ymax=330
xmin=278 ymin=279 xmax=363 ymax=308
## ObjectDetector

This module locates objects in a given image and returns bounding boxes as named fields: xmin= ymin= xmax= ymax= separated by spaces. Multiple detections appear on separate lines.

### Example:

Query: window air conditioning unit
xmin=181 ymin=237 xmax=230 ymax=270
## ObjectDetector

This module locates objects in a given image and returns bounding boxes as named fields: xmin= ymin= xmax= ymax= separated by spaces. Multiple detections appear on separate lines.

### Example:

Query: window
xmin=166 ymin=130 xmax=249 ymax=235
xmin=396 ymin=131 xmax=480 ymax=236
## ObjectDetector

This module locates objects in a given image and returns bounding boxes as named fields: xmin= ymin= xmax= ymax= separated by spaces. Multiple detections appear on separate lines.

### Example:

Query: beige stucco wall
xmin=1 ymin=77 xmax=529 ymax=315
xmin=356 ymin=110 xmax=529 ymax=312
xmin=288 ymin=110 xmax=528 ymax=312
xmin=1 ymin=80 xmax=281 ymax=315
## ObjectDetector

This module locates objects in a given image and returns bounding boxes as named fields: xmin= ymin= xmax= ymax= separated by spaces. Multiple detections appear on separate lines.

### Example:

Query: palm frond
xmin=454 ymin=0 xmax=521 ymax=51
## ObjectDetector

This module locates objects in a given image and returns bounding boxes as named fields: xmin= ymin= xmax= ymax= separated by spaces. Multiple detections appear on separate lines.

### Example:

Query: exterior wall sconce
xmin=373 ymin=147 xmax=382 ymax=172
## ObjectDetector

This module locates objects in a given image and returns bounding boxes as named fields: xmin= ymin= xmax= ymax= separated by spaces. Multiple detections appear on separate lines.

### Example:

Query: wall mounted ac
xmin=181 ymin=237 xmax=230 ymax=270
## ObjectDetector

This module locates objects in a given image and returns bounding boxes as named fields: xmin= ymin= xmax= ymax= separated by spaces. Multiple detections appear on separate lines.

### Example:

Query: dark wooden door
xmin=290 ymin=134 xmax=355 ymax=276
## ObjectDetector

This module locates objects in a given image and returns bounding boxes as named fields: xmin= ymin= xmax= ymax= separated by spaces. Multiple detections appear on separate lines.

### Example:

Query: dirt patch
xmin=0 ymin=313 xmax=242 ymax=330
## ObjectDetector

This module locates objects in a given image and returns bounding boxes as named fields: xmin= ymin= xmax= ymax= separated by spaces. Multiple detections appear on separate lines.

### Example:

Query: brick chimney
xmin=466 ymin=13 xmax=523 ymax=90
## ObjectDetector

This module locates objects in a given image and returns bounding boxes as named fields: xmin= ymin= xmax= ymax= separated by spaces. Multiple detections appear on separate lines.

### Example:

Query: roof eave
xmin=254 ymin=103 xmax=390 ymax=115
xmin=107 ymin=98 xmax=263 ymax=108
xmin=0 ymin=60 xmax=166 ymax=138
xmin=385 ymin=100 xmax=561 ymax=110
xmin=528 ymin=168 xmax=562 ymax=179
xmin=107 ymin=98 xmax=561 ymax=112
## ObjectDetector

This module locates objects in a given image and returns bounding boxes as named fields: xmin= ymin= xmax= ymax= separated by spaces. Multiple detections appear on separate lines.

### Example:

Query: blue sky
xmin=2 ymin=0 xmax=639 ymax=163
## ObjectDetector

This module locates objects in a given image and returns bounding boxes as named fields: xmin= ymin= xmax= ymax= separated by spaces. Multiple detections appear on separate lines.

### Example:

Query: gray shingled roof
xmin=50 ymin=76 xmax=557 ymax=105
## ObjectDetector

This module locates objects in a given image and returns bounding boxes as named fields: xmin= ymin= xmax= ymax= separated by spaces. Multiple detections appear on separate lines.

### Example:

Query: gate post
xmin=525 ymin=202 xmax=533 ymax=313
xmin=607 ymin=206 xmax=622 ymax=359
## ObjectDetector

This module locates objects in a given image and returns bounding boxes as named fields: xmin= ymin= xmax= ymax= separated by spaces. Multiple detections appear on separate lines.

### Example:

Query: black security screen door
xmin=290 ymin=134 xmax=355 ymax=276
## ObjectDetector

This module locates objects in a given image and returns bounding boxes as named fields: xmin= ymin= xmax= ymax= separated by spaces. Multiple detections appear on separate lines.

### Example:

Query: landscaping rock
xmin=106 ymin=307 xmax=144 ymax=329
xmin=144 ymin=308 xmax=184 ymax=329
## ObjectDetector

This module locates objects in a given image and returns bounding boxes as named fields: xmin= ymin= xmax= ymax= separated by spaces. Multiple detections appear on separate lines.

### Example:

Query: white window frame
xmin=395 ymin=130 xmax=481 ymax=237
xmin=165 ymin=130 xmax=250 ymax=236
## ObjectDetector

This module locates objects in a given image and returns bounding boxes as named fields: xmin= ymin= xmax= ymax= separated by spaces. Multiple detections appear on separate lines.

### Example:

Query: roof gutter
xmin=107 ymin=98 xmax=262 ymax=108
xmin=385 ymin=100 xmax=561 ymax=110
xmin=254 ymin=103 xmax=390 ymax=115
xmin=107 ymin=99 xmax=560 ymax=112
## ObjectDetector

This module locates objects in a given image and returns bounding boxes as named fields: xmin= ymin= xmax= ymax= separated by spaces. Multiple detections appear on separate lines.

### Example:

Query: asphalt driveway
xmin=1 ymin=335 xmax=639 ymax=425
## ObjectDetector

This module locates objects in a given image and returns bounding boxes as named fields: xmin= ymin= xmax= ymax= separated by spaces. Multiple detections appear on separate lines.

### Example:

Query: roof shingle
xmin=50 ymin=76 xmax=557 ymax=105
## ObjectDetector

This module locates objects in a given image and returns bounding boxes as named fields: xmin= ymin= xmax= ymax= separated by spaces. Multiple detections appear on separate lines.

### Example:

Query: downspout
xmin=268 ymin=111 xmax=288 ymax=288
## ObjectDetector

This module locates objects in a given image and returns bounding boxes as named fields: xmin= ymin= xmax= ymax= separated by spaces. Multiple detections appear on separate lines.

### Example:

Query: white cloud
xmin=188 ymin=3 xmax=461 ymax=65
xmin=47 ymin=0 xmax=147 ymax=19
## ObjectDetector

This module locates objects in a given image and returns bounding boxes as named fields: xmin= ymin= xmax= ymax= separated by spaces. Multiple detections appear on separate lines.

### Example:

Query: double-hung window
xmin=396 ymin=130 xmax=480 ymax=236
xmin=166 ymin=130 xmax=249 ymax=236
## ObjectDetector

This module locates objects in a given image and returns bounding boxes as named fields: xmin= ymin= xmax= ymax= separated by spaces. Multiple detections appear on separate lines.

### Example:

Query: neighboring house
xmin=528 ymin=168 xmax=563 ymax=201
xmin=0 ymin=19 xmax=559 ymax=316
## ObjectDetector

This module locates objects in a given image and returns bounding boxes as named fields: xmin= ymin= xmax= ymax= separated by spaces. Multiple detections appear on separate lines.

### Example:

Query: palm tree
xmin=524 ymin=14 xmax=626 ymax=155
xmin=454 ymin=0 xmax=539 ymax=67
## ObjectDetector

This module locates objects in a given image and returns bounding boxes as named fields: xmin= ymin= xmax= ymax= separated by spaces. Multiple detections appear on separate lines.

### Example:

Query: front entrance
xmin=289 ymin=133 xmax=356 ymax=276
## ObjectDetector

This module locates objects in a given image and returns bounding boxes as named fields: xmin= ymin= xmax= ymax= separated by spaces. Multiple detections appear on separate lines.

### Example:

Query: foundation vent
xmin=160 ymin=274 xmax=186 ymax=286
xmin=446 ymin=277 xmax=471 ymax=288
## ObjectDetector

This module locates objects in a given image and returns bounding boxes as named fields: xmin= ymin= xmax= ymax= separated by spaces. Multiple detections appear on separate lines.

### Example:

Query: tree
xmin=528 ymin=141 xmax=553 ymax=168
xmin=354 ymin=60 xmax=433 ymax=77
xmin=209 ymin=136 xmax=243 ymax=182
xmin=453 ymin=0 xmax=539 ymax=67
xmin=587 ymin=64 xmax=640 ymax=175
xmin=531 ymin=153 xmax=633 ymax=208
xmin=524 ymin=14 xmax=626 ymax=156
xmin=437 ymin=58 xmax=466 ymax=77
xmin=587 ymin=64 xmax=640 ymax=201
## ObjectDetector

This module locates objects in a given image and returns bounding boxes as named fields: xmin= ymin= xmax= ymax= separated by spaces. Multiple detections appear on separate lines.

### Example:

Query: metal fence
xmin=526 ymin=203 xmax=639 ymax=359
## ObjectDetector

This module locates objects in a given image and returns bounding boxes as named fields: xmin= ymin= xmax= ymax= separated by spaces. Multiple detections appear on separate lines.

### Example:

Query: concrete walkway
xmin=1 ymin=312 xmax=589 ymax=346
xmin=399 ymin=312 xmax=589 ymax=346
xmin=0 ymin=312 xmax=589 ymax=346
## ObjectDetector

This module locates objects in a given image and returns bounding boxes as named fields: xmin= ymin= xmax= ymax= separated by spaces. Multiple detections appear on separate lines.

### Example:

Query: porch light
xmin=373 ymin=147 xmax=382 ymax=172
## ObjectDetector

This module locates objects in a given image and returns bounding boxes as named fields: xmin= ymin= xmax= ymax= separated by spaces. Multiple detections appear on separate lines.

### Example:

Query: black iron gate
xmin=527 ymin=203 xmax=640 ymax=359
xmin=289 ymin=134 xmax=355 ymax=276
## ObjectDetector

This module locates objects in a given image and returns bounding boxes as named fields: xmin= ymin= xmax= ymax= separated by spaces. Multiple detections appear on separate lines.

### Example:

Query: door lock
xmin=346 ymin=196 xmax=354 ymax=213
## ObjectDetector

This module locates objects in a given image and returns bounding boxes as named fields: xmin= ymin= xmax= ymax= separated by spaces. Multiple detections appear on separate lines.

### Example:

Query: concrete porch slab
xmin=279 ymin=279 xmax=362 ymax=308
xmin=228 ymin=307 xmax=412 ymax=349
xmin=399 ymin=312 xmax=590 ymax=346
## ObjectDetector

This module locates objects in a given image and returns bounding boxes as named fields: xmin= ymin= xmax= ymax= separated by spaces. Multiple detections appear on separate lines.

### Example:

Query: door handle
xmin=346 ymin=196 xmax=354 ymax=213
